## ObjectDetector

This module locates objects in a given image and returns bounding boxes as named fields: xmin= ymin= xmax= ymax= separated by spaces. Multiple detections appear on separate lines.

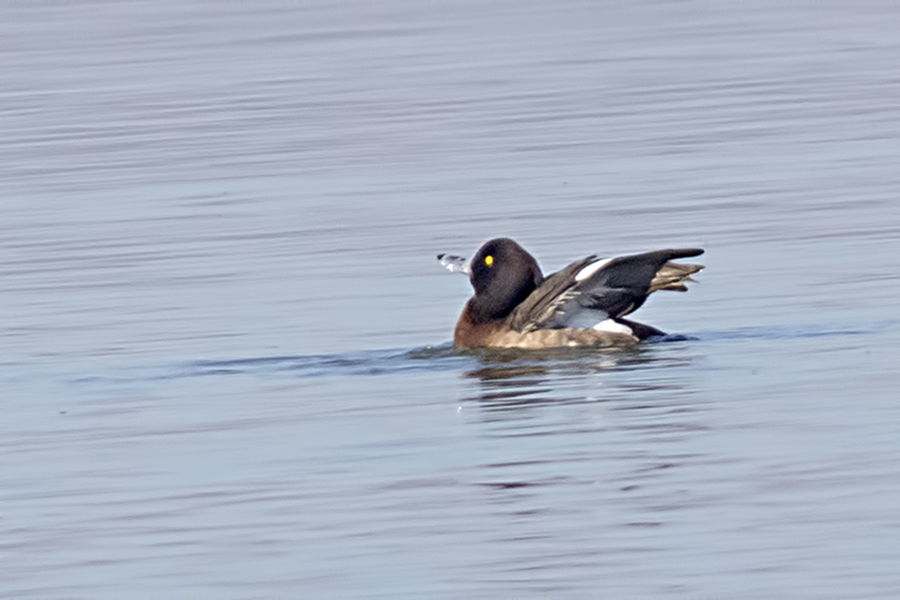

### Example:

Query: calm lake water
xmin=3 ymin=1 xmax=900 ymax=598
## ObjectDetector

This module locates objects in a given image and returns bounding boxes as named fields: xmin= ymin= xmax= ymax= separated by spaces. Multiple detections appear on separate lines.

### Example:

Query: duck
xmin=438 ymin=238 xmax=704 ymax=349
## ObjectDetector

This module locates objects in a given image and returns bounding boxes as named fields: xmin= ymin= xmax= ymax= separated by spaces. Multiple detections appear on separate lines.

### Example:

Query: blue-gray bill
xmin=436 ymin=253 xmax=470 ymax=275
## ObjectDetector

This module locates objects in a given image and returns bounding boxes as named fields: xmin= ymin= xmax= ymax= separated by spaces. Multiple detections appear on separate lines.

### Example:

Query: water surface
xmin=3 ymin=1 xmax=900 ymax=598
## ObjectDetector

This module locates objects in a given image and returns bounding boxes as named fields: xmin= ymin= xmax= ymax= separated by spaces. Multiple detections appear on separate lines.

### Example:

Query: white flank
xmin=575 ymin=258 xmax=611 ymax=282
xmin=592 ymin=319 xmax=633 ymax=336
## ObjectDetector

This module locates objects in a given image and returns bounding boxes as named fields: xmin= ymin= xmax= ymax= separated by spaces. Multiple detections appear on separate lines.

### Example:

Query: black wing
xmin=510 ymin=248 xmax=704 ymax=332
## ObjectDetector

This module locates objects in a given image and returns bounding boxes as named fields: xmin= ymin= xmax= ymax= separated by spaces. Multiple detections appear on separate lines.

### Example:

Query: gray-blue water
xmin=3 ymin=1 xmax=900 ymax=597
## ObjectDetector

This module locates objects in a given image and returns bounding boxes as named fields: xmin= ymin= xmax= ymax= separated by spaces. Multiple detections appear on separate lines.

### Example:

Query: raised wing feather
xmin=510 ymin=248 xmax=703 ymax=332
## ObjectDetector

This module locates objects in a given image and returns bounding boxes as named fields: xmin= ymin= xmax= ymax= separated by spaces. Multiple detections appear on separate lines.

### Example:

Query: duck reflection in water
xmin=461 ymin=345 xmax=667 ymax=409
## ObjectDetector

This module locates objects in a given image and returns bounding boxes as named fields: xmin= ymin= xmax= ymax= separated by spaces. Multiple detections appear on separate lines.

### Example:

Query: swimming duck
xmin=438 ymin=238 xmax=704 ymax=349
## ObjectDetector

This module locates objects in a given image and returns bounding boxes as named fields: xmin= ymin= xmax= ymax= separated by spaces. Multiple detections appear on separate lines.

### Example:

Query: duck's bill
xmin=437 ymin=253 xmax=470 ymax=275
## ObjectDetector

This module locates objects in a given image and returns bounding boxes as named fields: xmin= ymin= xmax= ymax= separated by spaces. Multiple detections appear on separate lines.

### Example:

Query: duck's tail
xmin=648 ymin=250 xmax=704 ymax=294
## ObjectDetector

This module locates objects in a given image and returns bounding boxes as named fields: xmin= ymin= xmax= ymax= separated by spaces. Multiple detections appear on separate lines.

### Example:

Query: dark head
xmin=467 ymin=238 xmax=543 ymax=324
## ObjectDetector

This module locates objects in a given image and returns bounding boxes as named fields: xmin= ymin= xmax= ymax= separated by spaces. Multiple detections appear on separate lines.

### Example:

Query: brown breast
xmin=454 ymin=302 xmax=639 ymax=349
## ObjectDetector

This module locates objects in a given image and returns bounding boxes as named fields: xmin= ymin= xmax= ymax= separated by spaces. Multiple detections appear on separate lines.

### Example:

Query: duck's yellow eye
xmin=484 ymin=255 xmax=494 ymax=267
